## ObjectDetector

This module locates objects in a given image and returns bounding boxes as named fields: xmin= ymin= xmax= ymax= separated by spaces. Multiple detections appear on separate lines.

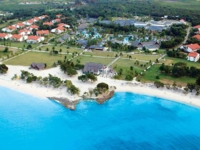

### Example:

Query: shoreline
xmin=116 ymin=87 xmax=200 ymax=109
xmin=0 ymin=65 xmax=199 ymax=109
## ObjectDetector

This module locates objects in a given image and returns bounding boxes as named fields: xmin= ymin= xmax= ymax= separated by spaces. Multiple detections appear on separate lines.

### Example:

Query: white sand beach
xmin=0 ymin=65 xmax=200 ymax=108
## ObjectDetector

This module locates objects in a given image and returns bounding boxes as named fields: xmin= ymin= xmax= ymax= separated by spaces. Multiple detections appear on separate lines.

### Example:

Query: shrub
xmin=125 ymin=74 xmax=133 ymax=81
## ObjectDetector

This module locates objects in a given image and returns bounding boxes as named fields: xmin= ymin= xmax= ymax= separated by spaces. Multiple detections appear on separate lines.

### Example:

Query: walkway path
xmin=183 ymin=26 xmax=191 ymax=44
xmin=1 ymin=51 xmax=29 ymax=63
xmin=107 ymin=56 xmax=120 ymax=67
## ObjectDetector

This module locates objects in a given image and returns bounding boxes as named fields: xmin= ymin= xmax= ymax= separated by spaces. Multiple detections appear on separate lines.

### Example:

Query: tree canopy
xmin=0 ymin=64 xmax=8 ymax=74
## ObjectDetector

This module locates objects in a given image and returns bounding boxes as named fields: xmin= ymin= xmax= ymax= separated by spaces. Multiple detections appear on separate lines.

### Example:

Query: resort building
xmin=83 ymin=62 xmax=104 ymax=75
xmin=30 ymin=63 xmax=46 ymax=70
xmin=27 ymin=25 xmax=39 ymax=30
xmin=38 ymin=15 xmax=48 ymax=20
xmin=2 ymin=26 xmax=16 ymax=33
xmin=15 ymin=22 xmax=26 ymax=29
xmin=23 ymin=20 xmax=34 ymax=26
xmin=193 ymin=25 xmax=200 ymax=31
xmin=192 ymin=35 xmax=200 ymax=41
xmin=52 ymin=19 xmax=61 ymax=24
xmin=43 ymin=22 xmax=54 ymax=26
xmin=27 ymin=36 xmax=44 ymax=43
xmin=33 ymin=17 xmax=40 ymax=22
xmin=0 ymin=33 xmax=11 ymax=39
xmin=183 ymin=44 xmax=200 ymax=52
xmin=187 ymin=52 xmax=200 ymax=62
xmin=36 ymin=30 xmax=49 ymax=36
xmin=10 ymin=34 xmax=26 ymax=42
xmin=58 ymin=23 xmax=70 ymax=28
xmin=56 ymin=14 xmax=62 ymax=18
xmin=132 ymin=40 xmax=160 ymax=51
xmin=88 ymin=45 xmax=105 ymax=51
xmin=51 ymin=27 xmax=65 ymax=34
xmin=19 ymin=29 xmax=32 ymax=35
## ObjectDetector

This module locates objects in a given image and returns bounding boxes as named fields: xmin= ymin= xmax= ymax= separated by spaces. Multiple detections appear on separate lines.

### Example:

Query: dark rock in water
xmin=96 ymin=91 xmax=115 ymax=104
xmin=48 ymin=97 xmax=79 ymax=110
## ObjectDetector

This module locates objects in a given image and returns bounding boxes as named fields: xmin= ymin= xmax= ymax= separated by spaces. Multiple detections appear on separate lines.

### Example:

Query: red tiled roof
xmin=56 ymin=14 xmax=62 ymax=17
xmin=193 ymin=35 xmax=200 ymax=40
xmin=194 ymin=25 xmax=200 ymax=29
xmin=52 ymin=19 xmax=61 ymax=23
xmin=11 ymin=34 xmax=22 ymax=39
xmin=57 ymin=27 xmax=65 ymax=31
xmin=19 ymin=29 xmax=31 ymax=34
xmin=17 ymin=22 xmax=25 ymax=27
xmin=7 ymin=26 xmax=16 ymax=30
xmin=57 ymin=23 xmax=65 ymax=27
xmin=37 ymin=30 xmax=49 ymax=35
xmin=186 ymin=44 xmax=200 ymax=51
xmin=27 ymin=35 xmax=40 ymax=40
xmin=29 ymin=24 xmax=39 ymax=29
xmin=43 ymin=22 xmax=53 ymax=26
xmin=56 ymin=19 xmax=61 ymax=22
xmin=188 ymin=52 xmax=199 ymax=58
xmin=0 ymin=33 xmax=7 ymax=38
xmin=33 ymin=17 xmax=40 ymax=21
xmin=42 ymin=15 xmax=48 ymax=18
xmin=27 ymin=19 xmax=34 ymax=24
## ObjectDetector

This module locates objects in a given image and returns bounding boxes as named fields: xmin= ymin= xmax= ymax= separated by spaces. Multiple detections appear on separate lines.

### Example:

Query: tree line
xmin=159 ymin=62 xmax=200 ymax=78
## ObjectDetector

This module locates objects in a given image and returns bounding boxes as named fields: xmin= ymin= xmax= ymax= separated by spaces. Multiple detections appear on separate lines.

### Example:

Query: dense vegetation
xmin=76 ymin=0 xmax=200 ymax=25
xmin=166 ymin=49 xmax=187 ymax=59
xmin=19 ymin=70 xmax=80 ymax=95
xmin=60 ymin=60 xmax=78 ymax=76
xmin=160 ymin=24 xmax=187 ymax=49
xmin=159 ymin=62 xmax=200 ymax=78
xmin=0 ymin=64 xmax=8 ymax=74
xmin=78 ymin=73 xmax=97 ymax=82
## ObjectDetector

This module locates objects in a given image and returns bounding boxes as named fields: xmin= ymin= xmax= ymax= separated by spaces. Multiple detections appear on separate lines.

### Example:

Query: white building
xmin=183 ymin=44 xmax=200 ymax=53
xmin=26 ymin=36 xmax=44 ymax=43
xmin=187 ymin=52 xmax=200 ymax=62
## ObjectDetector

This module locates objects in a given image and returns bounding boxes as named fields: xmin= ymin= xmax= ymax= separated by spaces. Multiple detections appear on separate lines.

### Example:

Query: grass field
xmin=0 ymin=19 xmax=19 ymax=29
xmin=72 ymin=56 xmax=114 ymax=66
xmin=121 ymin=54 xmax=161 ymax=61
xmin=40 ymin=45 xmax=82 ymax=53
xmin=140 ymin=64 xmax=196 ymax=86
xmin=5 ymin=51 xmax=66 ymax=68
xmin=84 ymin=50 xmax=116 ymax=57
xmin=111 ymin=58 xmax=146 ymax=80
xmin=163 ymin=57 xmax=200 ymax=68
xmin=0 ymin=41 xmax=40 ymax=49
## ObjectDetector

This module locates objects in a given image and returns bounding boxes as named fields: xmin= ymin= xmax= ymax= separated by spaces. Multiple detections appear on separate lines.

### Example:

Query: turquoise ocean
xmin=1 ymin=85 xmax=200 ymax=150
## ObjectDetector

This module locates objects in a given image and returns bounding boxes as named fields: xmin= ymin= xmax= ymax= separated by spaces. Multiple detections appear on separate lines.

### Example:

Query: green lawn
xmin=84 ymin=50 xmax=116 ymax=57
xmin=121 ymin=54 xmax=161 ymax=61
xmin=140 ymin=64 xmax=196 ymax=86
xmin=72 ymin=56 xmax=114 ymax=66
xmin=164 ymin=57 xmax=200 ymax=68
xmin=0 ymin=41 xmax=39 ymax=49
xmin=40 ymin=45 xmax=82 ymax=53
xmin=0 ymin=47 xmax=23 ymax=58
xmin=111 ymin=58 xmax=146 ymax=80
xmin=5 ymin=51 xmax=66 ymax=68
xmin=0 ymin=19 xmax=19 ymax=29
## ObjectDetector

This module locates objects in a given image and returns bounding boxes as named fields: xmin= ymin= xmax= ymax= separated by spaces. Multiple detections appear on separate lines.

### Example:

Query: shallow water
xmin=0 ymin=86 xmax=200 ymax=150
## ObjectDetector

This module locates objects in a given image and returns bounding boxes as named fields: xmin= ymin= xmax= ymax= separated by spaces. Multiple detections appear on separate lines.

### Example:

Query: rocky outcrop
xmin=48 ymin=97 xmax=79 ymax=110
xmin=96 ymin=90 xmax=115 ymax=104
xmin=48 ymin=90 xmax=115 ymax=110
